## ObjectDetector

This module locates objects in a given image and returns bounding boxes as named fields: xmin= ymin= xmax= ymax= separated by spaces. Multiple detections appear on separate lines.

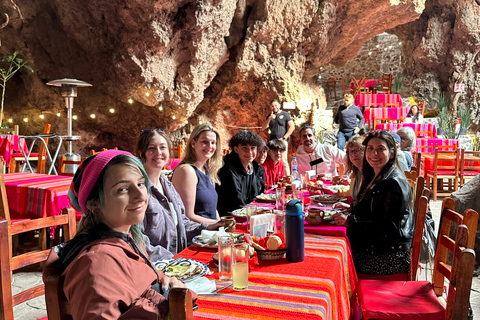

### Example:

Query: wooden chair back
xmin=341 ymin=77 xmax=347 ymax=96
xmin=404 ymin=170 xmax=417 ymax=181
xmin=0 ymin=125 xmax=19 ymax=135
xmin=9 ymin=123 xmax=51 ymax=173
xmin=58 ymin=156 xmax=82 ymax=176
xmin=90 ymin=147 xmax=118 ymax=156
xmin=0 ymin=205 xmax=77 ymax=320
xmin=384 ymin=102 xmax=399 ymax=108
xmin=351 ymin=75 xmax=366 ymax=97
xmin=44 ymin=255 xmax=194 ymax=320
xmin=408 ymin=195 xmax=428 ymax=281
xmin=433 ymin=197 xmax=478 ymax=296
xmin=459 ymin=149 xmax=480 ymax=185
xmin=172 ymin=145 xmax=184 ymax=159
xmin=417 ymin=101 xmax=426 ymax=115
xmin=326 ymin=76 xmax=337 ymax=101
xmin=367 ymin=102 xmax=384 ymax=108
xmin=426 ymin=148 xmax=460 ymax=200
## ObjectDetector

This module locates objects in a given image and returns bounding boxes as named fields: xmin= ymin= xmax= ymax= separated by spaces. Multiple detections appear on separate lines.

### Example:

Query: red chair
xmin=425 ymin=148 xmax=460 ymax=200
xmin=458 ymin=149 xmax=480 ymax=186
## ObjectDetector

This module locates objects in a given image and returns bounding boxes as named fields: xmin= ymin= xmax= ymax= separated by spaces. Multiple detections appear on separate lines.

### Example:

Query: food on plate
xmin=195 ymin=229 xmax=244 ymax=247
xmin=154 ymin=259 xmax=208 ymax=281
xmin=323 ymin=184 xmax=350 ymax=195
xmin=310 ymin=194 xmax=347 ymax=203
xmin=256 ymin=193 xmax=276 ymax=201
xmin=256 ymin=208 xmax=272 ymax=215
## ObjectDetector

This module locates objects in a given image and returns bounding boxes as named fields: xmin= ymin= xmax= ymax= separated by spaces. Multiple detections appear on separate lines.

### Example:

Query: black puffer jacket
xmin=216 ymin=152 xmax=263 ymax=216
xmin=347 ymin=167 xmax=414 ymax=254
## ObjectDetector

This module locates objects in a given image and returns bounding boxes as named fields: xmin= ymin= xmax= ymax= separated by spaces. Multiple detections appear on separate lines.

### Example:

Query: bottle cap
xmin=286 ymin=199 xmax=303 ymax=216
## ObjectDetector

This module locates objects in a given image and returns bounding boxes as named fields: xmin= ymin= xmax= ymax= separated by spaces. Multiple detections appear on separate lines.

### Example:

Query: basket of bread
xmin=245 ymin=232 xmax=286 ymax=260
xmin=306 ymin=180 xmax=324 ymax=195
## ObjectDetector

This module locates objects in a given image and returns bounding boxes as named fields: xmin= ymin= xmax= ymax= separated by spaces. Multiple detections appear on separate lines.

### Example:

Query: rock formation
xmin=2 ymin=0 xmax=479 ymax=156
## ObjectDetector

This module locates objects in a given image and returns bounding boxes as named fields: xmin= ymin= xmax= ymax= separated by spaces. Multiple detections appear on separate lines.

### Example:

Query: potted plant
xmin=0 ymin=51 xmax=34 ymax=126
xmin=436 ymin=91 xmax=454 ymax=138
xmin=457 ymin=105 xmax=471 ymax=136
xmin=393 ymin=73 xmax=404 ymax=94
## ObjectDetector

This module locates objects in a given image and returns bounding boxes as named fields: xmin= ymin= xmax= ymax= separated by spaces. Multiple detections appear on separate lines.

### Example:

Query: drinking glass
xmin=275 ymin=188 xmax=286 ymax=211
xmin=245 ymin=204 xmax=257 ymax=232
xmin=232 ymin=243 xmax=249 ymax=291
xmin=218 ymin=235 xmax=233 ymax=281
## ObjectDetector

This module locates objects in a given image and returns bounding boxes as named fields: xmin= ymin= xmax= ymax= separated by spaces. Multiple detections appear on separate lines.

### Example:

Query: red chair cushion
xmin=11 ymin=152 xmax=39 ymax=157
xmin=462 ymin=170 xmax=480 ymax=176
xmin=358 ymin=280 xmax=445 ymax=320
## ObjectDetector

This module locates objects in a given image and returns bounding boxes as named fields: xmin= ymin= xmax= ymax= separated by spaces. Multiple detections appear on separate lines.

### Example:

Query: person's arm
xmin=262 ymin=113 xmax=274 ymax=130
xmin=333 ymin=108 xmax=340 ymax=124
xmin=171 ymin=164 xmax=217 ymax=224
xmin=356 ymin=107 xmax=365 ymax=130
xmin=141 ymin=217 xmax=174 ymax=261
xmin=283 ymin=120 xmax=295 ymax=140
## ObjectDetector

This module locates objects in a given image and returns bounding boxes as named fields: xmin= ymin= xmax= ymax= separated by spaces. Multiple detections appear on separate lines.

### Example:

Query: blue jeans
xmin=337 ymin=130 xmax=356 ymax=151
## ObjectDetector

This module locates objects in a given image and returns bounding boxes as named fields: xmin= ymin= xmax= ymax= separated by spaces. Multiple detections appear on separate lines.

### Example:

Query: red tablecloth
xmin=354 ymin=94 xmax=402 ymax=107
xmin=183 ymin=234 xmax=357 ymax=320
xmin=349 ymin=79 xmax=380 ymax=91
xmin=363 ymin=107 xmax=409 ymax=123
xmin=166 ymin=158 xmax=182 ymax=170
xmin=3 ymin=172 xmax=75 ymax=218
xmin=374 ymin=123 xmax=437 ymax=138
xmin=0 ymin=135 xmax=27 ymax=168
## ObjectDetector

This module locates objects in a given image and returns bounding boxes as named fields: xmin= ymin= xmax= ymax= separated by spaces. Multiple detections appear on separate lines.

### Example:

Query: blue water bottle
xmin=285 ymin=199 xmax=305 ymax=262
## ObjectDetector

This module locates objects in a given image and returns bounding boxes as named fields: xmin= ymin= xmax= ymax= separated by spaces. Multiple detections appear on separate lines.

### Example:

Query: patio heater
xmin=47 ymin=78 xmax=92 ymax=173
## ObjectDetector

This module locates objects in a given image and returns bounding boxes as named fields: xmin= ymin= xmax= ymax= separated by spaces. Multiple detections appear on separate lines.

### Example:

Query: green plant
xmin=0 ymin=51 xmax=34 ymax=126
xmin=457 ymin=105 xmax=471 ymax=129
xmin=437 ymin=91 xmax=450 ymax=113
xmin=393 ymin=73 xmax=404 ymax=94
xmin=437 ymin=108 xmax=455 ymax=139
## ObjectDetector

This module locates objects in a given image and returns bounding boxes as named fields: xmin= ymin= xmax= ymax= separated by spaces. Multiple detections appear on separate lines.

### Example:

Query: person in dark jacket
xmin=216 ymin=131 xmax=264 ymax=216
xmin=333 ymin=130 xmax=413 ymax=276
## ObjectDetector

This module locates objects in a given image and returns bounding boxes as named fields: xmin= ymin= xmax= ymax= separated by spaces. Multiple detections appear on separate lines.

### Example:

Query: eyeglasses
xmin=348 ymin=149 xmax=364 ymax=155
xmin=141 ymin=128 xmax=166 ymax=133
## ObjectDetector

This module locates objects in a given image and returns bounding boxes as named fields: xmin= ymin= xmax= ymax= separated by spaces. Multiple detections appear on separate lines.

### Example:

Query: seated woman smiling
xmin=333 ymin=131 xmax=413 ymax=276
xmin=44 ymin=150 xmax=187 ymax=319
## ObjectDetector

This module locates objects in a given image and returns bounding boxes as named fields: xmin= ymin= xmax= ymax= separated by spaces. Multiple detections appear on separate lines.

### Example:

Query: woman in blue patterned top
xmin=172 ymin=124 xmax=222 ymax=224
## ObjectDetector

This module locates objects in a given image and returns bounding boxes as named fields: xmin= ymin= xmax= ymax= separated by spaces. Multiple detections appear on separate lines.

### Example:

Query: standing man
xmin=333 ymin=93 xmax=364 ymax=150
xmin=262 ymin=99 xmax=295 ymax=175
xmin=296 ymin=124 xmax=346 ymax=176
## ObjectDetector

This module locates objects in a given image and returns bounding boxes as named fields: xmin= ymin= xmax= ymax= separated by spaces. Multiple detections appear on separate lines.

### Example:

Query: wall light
xmin=90 ymin=114 xmax=96 ymax=119
xmin=8 ymin=118 xmax=13 ymax=123
xmin=128 ymin=98 xmax=134 ymax=104
xmin=109 ymin=108 xmax=115 ymax=113
xmin=73 ymin=115 xmax=78 ymax=120
xmin=23 ymin=118 xmax=28 ymax=122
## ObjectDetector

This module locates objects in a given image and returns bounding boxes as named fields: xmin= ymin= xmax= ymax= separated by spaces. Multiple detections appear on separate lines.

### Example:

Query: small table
xmin=4 ymin=172 xmax=77 ymax=218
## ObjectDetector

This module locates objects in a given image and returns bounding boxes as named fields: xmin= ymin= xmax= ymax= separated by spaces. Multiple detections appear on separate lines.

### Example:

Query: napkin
xmin=201 ymin=227 xmax=227 ymax=242
xmin=185 ymin=276 xmax=216 ymax=294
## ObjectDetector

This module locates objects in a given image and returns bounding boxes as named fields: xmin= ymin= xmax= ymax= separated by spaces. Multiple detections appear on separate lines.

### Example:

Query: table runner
xmin=375 ymin=123 xmax=437 ymax=138
xmin=4 ymin=172 xmax=73 ymax=218
xmin=363 ymin=107 xmax=409 ymax=124
xmin=182 ymin=234 xmax=357 ymax=320
xmin=354 ymin=94 xmax=402 ymax=107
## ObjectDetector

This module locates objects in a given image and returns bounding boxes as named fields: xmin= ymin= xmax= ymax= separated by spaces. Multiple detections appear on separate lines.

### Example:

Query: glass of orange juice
xmin=232 ymin=243 xmax=249 ymax=291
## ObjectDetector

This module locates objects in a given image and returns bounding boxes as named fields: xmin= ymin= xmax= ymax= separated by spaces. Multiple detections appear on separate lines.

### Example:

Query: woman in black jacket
xmin=333 ymin=131 xmax=413 ymax=275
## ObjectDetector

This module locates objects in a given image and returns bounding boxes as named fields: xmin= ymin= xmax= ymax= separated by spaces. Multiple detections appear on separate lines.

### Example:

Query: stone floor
xmin=11 ymin=199 xmax=480 ymax=319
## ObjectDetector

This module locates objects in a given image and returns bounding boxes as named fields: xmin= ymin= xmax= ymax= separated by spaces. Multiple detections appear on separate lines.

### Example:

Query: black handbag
xmin=419 ymin=208 xmax=436 ymax=264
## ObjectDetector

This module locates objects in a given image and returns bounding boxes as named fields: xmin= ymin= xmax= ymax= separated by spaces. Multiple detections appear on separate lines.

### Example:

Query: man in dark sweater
xmin=333 ymin=93 xmax=364 ymax=150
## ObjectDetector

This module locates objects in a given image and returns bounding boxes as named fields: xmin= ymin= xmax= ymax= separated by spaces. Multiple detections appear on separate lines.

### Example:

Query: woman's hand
xmin=161 ymin=275 xmax=186 ymax=290
xmin=332 ymin=202 xmax=351 ymax=212
xmin=206 ymin=221 xmax=225 ymax=230
xmin=332 ymin=212 xmax=349 ymax=227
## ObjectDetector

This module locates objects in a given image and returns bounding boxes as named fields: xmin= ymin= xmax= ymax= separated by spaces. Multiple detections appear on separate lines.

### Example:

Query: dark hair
xmin=358 ymin=127 xmax=370 ymax=136
xmin=271 ymin=99 xmax=280 ymax=105
xmin=357 ymin=130 xmax=401 ymax=202
xmin=299 ymin=124 xmax=316 ymax=136
xmin=136 ymin=129 xmax=173 ymax=165
xmin=228 ymin=131 xmax=263 ymax=149
xmin=267 ymin=139 xmax=286 ymax=151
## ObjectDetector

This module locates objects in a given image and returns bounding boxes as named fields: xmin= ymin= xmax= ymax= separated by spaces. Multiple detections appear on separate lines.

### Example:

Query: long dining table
xmin=354 ymin=93 xmax=403 ymax=108
xmin=3 ymin=172 xmax=77 ymax=219
xmin=184 ymin=232 xmax=357 ymax=320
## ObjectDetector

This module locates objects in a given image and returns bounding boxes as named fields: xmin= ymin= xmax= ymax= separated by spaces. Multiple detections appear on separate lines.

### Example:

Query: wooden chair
xmin=0 ymin=205 xmax=77 ymax=320
xmin=404 ymin=169 xmax=418 ymax=181
xmin=0 ymin=125 xmax=19 ymax=135
xmin=341 ymin=77 xmax=347 ymax=96
xmin=377 ymin=73 xmax=392 ymax=94
xmin=426 ymin=148 xmax=460 ymax=200
xmin=384 ymin=102 xmax=399 ymax=108
xmin=172 ymin=145 xmax=183 ymax=159
xmin=352 ymin=75 xmax=366 ymax=97
xmin=358 ymin=223 xmax=476 ymax=320
xmin=89 ymin=147 xmax=118 ymax=156
xmin=417 ymin=101 xmax=426 ymax=115
xmin=458 ymin=149 xmax=480 ymax=186
xmin=43 ymin=257 xmax=194 ymax=320
xmin=325 ymin=76 xmax=337 ymax=101
xmin=58 ymin=156 xmax=82 ymax=177
xmin=367 ymin=102 xmax=384 ymax=108
xmin=372 ymin=115 xmax=390 ymax=128
xmin=9 ymin=123 xmax=51 ymax=173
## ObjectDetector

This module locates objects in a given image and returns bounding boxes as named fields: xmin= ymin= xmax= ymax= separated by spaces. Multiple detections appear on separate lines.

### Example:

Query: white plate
xmin=231 ymin=206 xmax=271 ymax=217
xmin=154 ymin=258 xmax=208 ymax=282
xmin=255 ymin=193 xmax=276 ymax=203
xmin=192 ymin=235 xmax=217 ymax=248
xmin=310 ymin=195 xmax=346 ymax=204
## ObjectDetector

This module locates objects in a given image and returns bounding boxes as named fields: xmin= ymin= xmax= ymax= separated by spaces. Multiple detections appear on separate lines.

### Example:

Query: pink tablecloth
xmin=166 ymin=158 xmax=182 ymax=170
xmin=0 ymin=135 xmax=26 ymax=168
xmin=4 ymin=172 xmax=75 ymax=218
xmin=363 ymin=107 xmax=409 ymax=123
xmin=355 ymin=94 xmax=403 ymax=107
xmin=375 ymin=123 xmax=437 ymax=138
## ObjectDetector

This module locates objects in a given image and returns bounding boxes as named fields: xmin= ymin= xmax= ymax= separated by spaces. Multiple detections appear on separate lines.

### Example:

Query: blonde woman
xmin=171 ymin=124 xmax=222 ymax=224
